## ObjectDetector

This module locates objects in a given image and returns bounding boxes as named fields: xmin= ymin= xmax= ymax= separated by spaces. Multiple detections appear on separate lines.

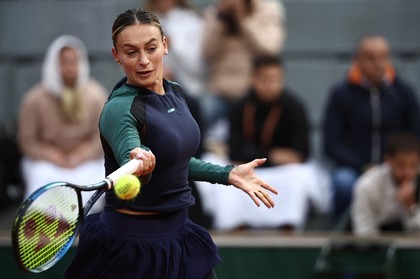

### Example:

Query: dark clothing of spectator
xmin=323 ymin=65 xmax=420 ymax=173
xmin=230 ymin=89 xmax=310 ymax=166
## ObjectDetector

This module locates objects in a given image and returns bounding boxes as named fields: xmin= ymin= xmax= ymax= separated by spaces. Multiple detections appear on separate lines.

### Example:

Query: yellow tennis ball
xmin=114 ymin=174 xmax=141 ymax=200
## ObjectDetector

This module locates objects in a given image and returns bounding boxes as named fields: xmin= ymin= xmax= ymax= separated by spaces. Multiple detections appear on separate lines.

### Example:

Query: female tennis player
xmin=65 ymin=8 xmax=278 ymax=279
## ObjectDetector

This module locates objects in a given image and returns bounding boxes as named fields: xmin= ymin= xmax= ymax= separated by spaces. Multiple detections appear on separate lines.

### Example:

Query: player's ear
xmin=112 ymin=48 xmax=120 ymax=64
xmin=162 ymin=36 xmax=168 ymax=55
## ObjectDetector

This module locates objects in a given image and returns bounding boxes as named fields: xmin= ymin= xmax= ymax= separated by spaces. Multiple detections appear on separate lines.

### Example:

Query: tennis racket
xmin=11 ymin=158 xmax=142 ymax=273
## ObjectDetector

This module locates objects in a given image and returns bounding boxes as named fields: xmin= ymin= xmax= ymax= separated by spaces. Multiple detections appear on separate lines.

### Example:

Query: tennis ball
xmin=114 ymin=174 xmax=141 ymax=200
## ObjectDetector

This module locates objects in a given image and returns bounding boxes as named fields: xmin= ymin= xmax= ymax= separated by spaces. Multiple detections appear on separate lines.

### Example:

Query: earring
xmin=116 ymin=60 xmax=121 ymax=64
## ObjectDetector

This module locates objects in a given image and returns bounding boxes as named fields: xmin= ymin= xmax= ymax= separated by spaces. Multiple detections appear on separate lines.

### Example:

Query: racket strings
xmin=16 ymin=185 xmax=80 ymax=271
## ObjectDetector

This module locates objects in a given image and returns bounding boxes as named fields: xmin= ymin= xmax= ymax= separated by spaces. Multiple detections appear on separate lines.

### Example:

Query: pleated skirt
xmin=65 ymin=208 xmax=221 ymax=279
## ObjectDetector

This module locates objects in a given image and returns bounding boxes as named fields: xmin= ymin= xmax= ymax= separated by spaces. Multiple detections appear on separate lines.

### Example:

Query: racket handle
xmin=106 ymin=159 xmax=142 ymax=187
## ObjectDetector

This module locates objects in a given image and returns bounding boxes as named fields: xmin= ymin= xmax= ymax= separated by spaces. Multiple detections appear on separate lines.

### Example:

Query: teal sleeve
xmin=188 ymin=157 xmax=234 ymax=185
xmin=99 ymin=96 xmax=144 ymax=166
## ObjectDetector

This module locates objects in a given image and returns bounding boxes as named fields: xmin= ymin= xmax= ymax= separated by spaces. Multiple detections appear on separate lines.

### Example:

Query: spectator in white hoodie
xmin=18 ymin=35 xmax=108 ymax=209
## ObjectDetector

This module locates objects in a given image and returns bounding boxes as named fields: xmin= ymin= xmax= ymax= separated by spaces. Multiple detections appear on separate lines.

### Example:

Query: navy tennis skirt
xmin=65 ymin=209 xmax=221 ymax=279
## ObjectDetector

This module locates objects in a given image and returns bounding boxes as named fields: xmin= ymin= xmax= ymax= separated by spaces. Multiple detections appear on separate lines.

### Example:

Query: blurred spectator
xmin=195 ymin=55 xmax=330 ymax=231
xmin=18 ymin=35 xmax=108 ymax=208
xmin=323 ymin=35 xmax=420 ymax=227
xmin=229 ymin=55 xmax=309 ymax=167
xmin=201 ymin=0 xmax=286 ymax=134
xmin=145 ymin=0 xmax=206 ymax=99
xmin=351 ymin=133 xmax=420 ymax=236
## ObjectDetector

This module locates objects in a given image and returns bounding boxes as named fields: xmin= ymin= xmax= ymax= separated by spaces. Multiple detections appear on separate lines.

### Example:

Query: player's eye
xmin=148 ymin=47 xmax=157 ymax=53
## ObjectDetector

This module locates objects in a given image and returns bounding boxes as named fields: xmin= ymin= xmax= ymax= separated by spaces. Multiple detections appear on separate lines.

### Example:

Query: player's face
xmin=356 ymin=38 xmax=390 ymax=85
xmin=112 ymin=24 xmax=168 ymax=94
xmin=388 ymin=152 xmax=420 ymax=185
xmin=60 ymin=47 xmax=79 ymax=88
xmin=252 ymin=65 xmax=284 ymax=103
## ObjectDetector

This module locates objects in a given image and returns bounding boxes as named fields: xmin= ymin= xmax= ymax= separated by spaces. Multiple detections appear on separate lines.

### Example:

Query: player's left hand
xmin=228 ymin=158 xmax=278 ymax=208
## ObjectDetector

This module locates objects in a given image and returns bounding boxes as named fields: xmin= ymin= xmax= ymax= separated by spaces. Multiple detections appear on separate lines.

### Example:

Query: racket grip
xmin=106 ymin=159 xmax=142 ymax=187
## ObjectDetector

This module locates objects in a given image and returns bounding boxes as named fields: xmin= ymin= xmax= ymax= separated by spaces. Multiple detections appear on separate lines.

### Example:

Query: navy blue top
xmin=100 ymin=79 xmax=211 ymax=213
xmin=100 ymin=79 xmax=233 ymax=212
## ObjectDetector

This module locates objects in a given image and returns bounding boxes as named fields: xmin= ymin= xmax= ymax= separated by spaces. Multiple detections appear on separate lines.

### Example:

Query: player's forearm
xmin=188 ymin=157 xmax=234 ymax=185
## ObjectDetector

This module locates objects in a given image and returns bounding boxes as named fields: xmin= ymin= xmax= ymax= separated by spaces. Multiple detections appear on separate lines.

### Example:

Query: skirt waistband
xmin=99 ymin=208 xmax=188 ymax=237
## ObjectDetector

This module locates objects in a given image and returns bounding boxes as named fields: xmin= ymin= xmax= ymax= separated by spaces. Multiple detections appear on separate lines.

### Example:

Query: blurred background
xmin=1 ymin=0 xmax=420 ymax=278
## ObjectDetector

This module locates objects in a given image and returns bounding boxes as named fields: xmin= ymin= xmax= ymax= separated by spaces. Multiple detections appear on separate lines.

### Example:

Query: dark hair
xmin=386 ymin=133 xmax=420 ymax=156
xmin=112 ymin=8 xmax=163 ymax=47
xmin=253 ymin=55 xmax=283 ymax=71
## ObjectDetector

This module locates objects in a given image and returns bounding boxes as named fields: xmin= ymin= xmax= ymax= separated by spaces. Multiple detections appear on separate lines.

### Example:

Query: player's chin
xmin=126 ymin=74 xmax=147 ymax=86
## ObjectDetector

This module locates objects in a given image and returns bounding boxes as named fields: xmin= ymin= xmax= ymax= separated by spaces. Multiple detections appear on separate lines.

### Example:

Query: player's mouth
xmin=137 ymin=70 xmax=153 ymax=78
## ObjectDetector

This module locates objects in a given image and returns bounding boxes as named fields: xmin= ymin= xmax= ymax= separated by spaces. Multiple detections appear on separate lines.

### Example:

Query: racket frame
xmin=11 ymin=158 xmax=141 ymax=273
xmin=12 ymin=180 xmax=109 ymax=273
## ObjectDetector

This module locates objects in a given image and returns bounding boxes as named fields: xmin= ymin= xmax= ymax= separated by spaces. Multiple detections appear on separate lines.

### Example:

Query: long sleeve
xmin=188 ymin=157 xmax=234 ymax=185
xmin=99 ymin=95 xmax=141 ymax=166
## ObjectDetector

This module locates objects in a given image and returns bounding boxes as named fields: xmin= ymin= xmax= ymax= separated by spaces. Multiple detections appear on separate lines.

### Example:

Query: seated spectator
xmin=201 ymin=0 xmax=286 ymax=135
xmin=322 ymin=35 xmax=420 ymax=226
xmin=229 ymin=55 xmax=308 ymax=167
xmin=351 ymin=133 xmax=420 ymax=236
xmin=18 ymin=35 xmax=108 ymax=209
xmin=195 ymin=55 xmax=331 ymax=231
